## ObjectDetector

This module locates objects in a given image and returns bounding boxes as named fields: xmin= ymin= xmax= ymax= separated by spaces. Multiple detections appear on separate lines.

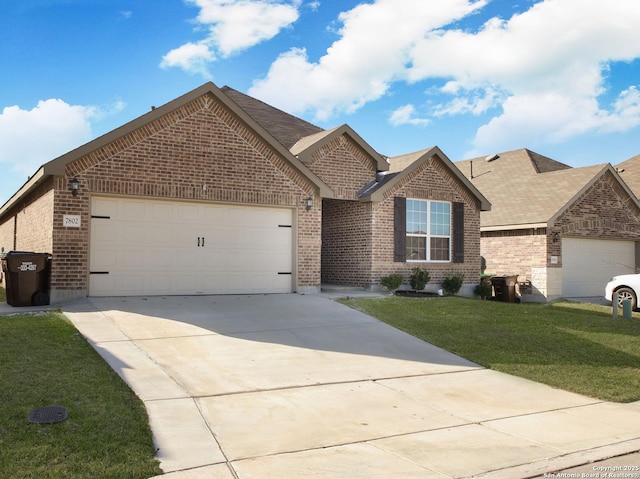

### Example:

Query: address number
xmin=63 ymin=215 xmax=81 ymax=228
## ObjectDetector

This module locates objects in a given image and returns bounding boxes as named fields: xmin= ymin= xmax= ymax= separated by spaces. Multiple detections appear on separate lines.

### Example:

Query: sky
xmin=2 ymin=0 xmax=640 ymax=205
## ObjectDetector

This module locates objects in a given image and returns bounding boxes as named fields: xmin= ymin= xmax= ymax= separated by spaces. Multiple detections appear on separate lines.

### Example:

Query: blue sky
xmin=2 ymin=0 xmax=640 ymax=205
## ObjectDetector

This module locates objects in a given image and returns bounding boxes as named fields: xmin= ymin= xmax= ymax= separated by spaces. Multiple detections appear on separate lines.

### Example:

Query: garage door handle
xmin=202 ymin=237 xmax=205 ymax=247
xmin=197 ymin=237 xmax=200 ymax=247
xmin=197 ymin=237 xmax=205 ymax=247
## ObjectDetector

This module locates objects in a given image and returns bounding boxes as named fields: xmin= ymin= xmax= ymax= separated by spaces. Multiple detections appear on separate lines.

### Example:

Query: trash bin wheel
xmin=32 ymin=291 xmax=50 ymax=306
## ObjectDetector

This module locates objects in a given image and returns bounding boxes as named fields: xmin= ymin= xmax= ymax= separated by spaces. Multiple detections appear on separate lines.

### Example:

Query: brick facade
xmin=371 ymin=156 xmax=482 ymax=292
xmin=320 ymin=153 xmax=483 ymax=293
xmin=0 ymin=84 xmax=488 ymax=302
xmin=305 ymin=135 xmax=378 ymax=200
xmin=322 ymin=199 xmax=372 ymax=285
xmin=2 ymin=91 xmax=322 ymax=301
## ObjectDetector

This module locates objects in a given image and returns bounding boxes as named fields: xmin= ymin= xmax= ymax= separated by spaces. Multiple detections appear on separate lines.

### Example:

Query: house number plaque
xmin=63 ymin=215 xmax=81 ymax=228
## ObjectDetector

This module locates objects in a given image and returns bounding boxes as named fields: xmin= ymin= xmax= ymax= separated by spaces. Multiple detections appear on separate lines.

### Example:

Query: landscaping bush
xmin=474 ymin=280 xmax=493 ymax=300
xmin=409 ymin=267 xmax=430 ymax=291
xmin=380 ymin=273 xmax=403 ymax=291
xmin=442 ymin=272 xmax=464 ymax=296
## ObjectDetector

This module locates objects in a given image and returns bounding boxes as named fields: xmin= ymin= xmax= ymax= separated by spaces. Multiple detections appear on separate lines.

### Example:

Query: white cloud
xmin=0 ymin=99 xmax=96 ymax=176
xmin=249 ymin=0 xmax=640 ymax=154
xmin=160 ymin=42 xmax=216 ymax=77
xmin=389 ymin=104 xmax=430 ymax=127
xmin=249 ymin=0 xmax=487 ymax=120
xmin=162 ymin=0 xmax=301 ymax=76
xmin=434 ymin=87 xmax=504 ymax=117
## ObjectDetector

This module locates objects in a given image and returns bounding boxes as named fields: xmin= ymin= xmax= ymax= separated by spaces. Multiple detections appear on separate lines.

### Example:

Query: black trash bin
xmin=1 ymin=251 xmax=52 ymax=307
xmin=490 ymin=275 xmax=520 ymax=303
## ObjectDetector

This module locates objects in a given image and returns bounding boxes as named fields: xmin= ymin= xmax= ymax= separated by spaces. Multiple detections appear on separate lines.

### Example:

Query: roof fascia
xmin=0 ymin=167 xmax=47 ymax=217
xmin=295 ymin=124 xmax=389 ymax=172
xmin=548 ymin=164 xmax=640 ymax=226
xmin=362 ymin=146 xmax=491 ymax=211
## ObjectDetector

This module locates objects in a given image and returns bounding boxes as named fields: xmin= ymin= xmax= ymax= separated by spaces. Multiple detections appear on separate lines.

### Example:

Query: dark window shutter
xmin=394 ymin=197 xmax=406 ymax=262
xmin=453 ymin=202 xmax=464 ymax=263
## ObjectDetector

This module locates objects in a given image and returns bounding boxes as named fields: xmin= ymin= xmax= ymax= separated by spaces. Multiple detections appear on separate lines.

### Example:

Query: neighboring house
xmin=616 ymin=153 xmax=640 ymax=198
xmin=0 ymin=82 xmax=489 ymax=304
xmin=456 ymin=149 xmax=640 ymax=301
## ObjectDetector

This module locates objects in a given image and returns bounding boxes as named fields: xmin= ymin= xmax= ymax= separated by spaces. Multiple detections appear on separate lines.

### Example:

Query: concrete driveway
xmin=61 ymin=294 xmax=640 ymax=478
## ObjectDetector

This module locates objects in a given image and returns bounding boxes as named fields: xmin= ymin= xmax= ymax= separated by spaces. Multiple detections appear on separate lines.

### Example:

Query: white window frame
xmin=406 ymin=199 xmax=452 ymax=263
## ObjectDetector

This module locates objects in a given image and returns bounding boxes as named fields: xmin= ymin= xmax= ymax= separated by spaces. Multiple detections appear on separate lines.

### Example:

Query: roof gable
xmin=291 ymin=124 xmax=389 ymax=172
xmin=1 ymin=82 xmax=333 ymax=215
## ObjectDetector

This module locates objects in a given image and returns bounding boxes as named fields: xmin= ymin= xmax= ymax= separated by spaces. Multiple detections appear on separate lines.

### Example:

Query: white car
xmin=604 ymin=274 xmax=640 ymax=310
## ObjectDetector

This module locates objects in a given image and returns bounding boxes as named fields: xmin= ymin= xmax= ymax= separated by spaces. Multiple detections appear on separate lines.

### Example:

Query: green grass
xmin=340 ymin=296 xmax=640 ymax=403
xmin=0 ymin=308 xmax=161 ymax=479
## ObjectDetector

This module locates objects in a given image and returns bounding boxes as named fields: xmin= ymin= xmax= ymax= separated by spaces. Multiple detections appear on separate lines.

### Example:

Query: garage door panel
xmin=89 ymin=197 xmax=294 ymax=296
xmin=89 ymin=274 xmax=116 ymax=296
xmin=562 ymin=238 xmax=635 ymax=297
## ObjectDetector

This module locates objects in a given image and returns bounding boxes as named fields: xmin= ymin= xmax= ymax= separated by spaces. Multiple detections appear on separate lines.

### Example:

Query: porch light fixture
xmin=305 ymin=197 xmax=313 ymax=211
xmin=70 ymin=178 xmax=79 ymax=196
xmin=553 ymin=232 xmax=561 ymax=242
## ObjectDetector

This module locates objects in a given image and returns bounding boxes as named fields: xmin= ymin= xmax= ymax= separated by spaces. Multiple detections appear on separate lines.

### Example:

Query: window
xmin=406 ymin=199 xmax=451 ymax=262
xmin=393 ymin=197 xmax=463 ymax=264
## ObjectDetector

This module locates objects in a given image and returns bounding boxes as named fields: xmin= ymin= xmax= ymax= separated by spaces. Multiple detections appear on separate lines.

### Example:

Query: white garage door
xmin=562 ymin=238 xmax=635 ymax=297
xmin=89 ymin=197 xmax=294 ymax=296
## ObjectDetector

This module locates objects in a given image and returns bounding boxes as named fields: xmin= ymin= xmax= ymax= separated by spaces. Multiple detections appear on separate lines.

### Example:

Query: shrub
xmin=474 ymin=280 xmax=493 ymax=300
xmin=380 ymin=274 xmax=403 ymax=291
xmin=442 ymin=272 xmax=464 ymax=296
xmin=409 ymin=267 xmax=430 ymax=291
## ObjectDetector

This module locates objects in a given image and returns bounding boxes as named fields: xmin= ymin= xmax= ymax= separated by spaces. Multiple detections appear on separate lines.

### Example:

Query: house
xmin=0 ymin=82 xmax=489 ymax=304
xmin=616 ymin=153 xmax=640 ymax=198
xmin=456 ymin=149 xmax=640 ymax=301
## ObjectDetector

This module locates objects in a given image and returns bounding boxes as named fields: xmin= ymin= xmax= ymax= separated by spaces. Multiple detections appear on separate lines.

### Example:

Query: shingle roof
xmin=221 ymin=86 xmax=324 ymax=150
xmin=456 ymin=148 xmax=608 ymax=229
xmin=616 ymin=153 xmax=640 ymax=199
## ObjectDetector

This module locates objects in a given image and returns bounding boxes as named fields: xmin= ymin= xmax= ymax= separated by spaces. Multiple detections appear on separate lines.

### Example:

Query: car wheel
xmin=615 ymin=287 xmax=637 ymax=310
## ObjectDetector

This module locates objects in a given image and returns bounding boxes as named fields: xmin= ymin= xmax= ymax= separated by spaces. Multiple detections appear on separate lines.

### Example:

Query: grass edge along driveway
xmin=0 ymin=310 xmax=162 ymax=479
xmin=339 ymin=296 xmax=640 ymax=403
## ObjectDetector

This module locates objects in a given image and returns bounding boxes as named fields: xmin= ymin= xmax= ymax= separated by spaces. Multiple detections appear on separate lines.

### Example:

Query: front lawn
xmin=340 ymin=296 xmax=640 ymax=403
xmin=0 ymin=307 xmax=161 ymax=479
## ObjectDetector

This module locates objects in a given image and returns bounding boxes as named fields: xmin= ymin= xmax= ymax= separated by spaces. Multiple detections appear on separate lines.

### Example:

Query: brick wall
xmin=321 ymin=199 xmax=372 ymax=285
xmin=305 ymin=135 xmax=378 ymax=200
xmin=45 ymin=92 xmax=320 ymax=299
xmin=555 ymin=171 xmax=640 ymax=242
xmin=319 ymin=154 xmax=483 ymax=291
xmin=0 ymin=179 xmax=55 ymax=256
xmin=0 ymin=216 xmax=15 ymax=255
xmin=370 ymin=156 xmax=482 ymax=291
xmin=481 ymin=229 xmax=547 ymax=279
